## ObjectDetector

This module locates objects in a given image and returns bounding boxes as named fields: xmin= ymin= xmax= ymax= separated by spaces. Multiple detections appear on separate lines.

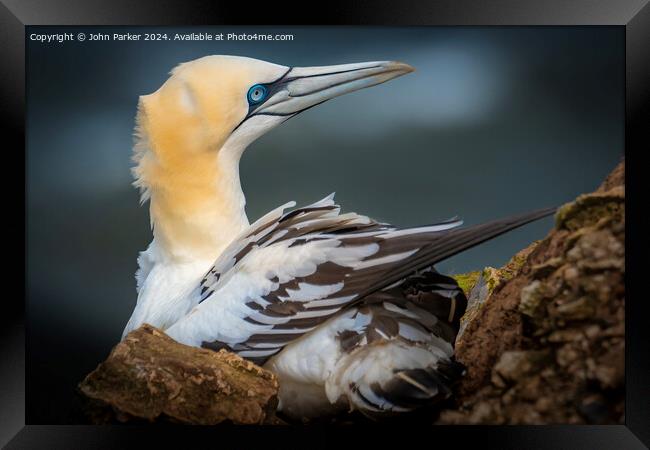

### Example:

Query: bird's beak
xmin=253 ymin=61 xmax=415 ymax=117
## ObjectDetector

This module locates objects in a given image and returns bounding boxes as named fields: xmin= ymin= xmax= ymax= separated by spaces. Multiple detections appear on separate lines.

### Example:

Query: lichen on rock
xmin=555 ymin=187 xmax=624 ymax=232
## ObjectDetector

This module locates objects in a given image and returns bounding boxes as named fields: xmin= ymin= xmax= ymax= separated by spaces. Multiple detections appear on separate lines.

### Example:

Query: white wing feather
xmin=164 ymin=194 xmax=463 ymax=363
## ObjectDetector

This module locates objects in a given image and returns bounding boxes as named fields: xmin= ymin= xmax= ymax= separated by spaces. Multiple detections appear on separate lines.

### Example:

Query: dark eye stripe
xmin=231 ymin=68 xmax=294 ymax=132
xmin=247 ymin=68 xmax=292 ymax=108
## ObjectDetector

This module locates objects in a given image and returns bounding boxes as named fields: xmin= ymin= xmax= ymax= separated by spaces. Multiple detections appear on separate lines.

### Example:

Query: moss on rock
xmin=452 ymin=271 xmax=481 ymax=297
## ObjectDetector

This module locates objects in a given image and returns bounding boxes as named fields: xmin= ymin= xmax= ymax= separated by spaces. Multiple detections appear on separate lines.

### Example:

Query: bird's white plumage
xmin=138 ymin=191 xmax=467 ymax=419
xmin=123 ymin=55 xmax=550 ymax=419
xmin=164 ymin=194 xmax=462 ymax=353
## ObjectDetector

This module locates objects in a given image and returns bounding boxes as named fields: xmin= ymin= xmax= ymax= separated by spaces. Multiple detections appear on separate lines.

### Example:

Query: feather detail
xmin=164 ymin=194 xmax=553 ymax=368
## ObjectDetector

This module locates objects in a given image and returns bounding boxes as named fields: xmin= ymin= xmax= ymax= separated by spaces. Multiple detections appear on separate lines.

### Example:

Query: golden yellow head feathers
xmin=131 ymin=55 xmax=414 ymax=260
xmin=132 ymin=56 xmax=288 ymax=204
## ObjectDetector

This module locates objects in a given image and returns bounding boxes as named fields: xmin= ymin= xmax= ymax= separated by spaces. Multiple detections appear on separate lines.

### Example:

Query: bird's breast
xmin=124 ymin=258 xmax=214 ymax=336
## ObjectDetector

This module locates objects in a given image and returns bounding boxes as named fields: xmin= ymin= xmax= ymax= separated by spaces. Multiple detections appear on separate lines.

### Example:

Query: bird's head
xmin=149 ymin=55 xmax=411 ymax=144
xmin=134 ymin=55 xmax=414 ymax=184
xmin=133 ymin=55 xmax=413 ymax=259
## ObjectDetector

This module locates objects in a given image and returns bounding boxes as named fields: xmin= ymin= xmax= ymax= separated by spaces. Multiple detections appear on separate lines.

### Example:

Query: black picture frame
xmin=2 ymin=0 xmax=648 ymax=448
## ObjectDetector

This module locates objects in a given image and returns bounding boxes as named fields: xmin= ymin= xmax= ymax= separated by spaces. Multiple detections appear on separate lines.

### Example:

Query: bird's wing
xmin=164 ymin=193 xmax=463 ymax=361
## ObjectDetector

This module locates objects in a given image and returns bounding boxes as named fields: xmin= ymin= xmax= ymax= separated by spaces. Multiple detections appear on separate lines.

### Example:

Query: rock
xmin=438 ymin=160 xmax=625 ymax=425
xmin=450 ymin=241 xmax=541 ymax=395
xmin=519 ymin=280 xmax=546 ymax=318
xmin=555 ymin=187 xmax=624 ymax=232
xmin=530 ymin=256 xmax=563 ymax=278
xmin=78 ymin=324 xmax=280 ymax=425
xmin=554 ymin=297 xmax=595 ymax=321
xmin=453 ymin=242 xmax=539 ymax=344
xmin=454 ymin=269 xmax=493 ymax=342
xmin=493 ymin=350 xmax=550 ymax=383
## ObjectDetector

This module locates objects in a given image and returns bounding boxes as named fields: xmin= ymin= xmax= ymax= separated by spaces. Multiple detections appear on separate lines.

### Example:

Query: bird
xmin=122 ymin=55 xmax=554 ymax=420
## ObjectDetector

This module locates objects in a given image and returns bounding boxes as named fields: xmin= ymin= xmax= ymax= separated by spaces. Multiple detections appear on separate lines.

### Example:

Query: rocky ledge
xmin=441 ymin=160 xmax=624 ymax=424
xmin=78 ymin=324 xmax=281 ymax=425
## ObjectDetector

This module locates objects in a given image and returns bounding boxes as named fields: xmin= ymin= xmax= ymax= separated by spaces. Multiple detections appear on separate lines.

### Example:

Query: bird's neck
xmin=143 ymin=141 xmax=250 ymax=264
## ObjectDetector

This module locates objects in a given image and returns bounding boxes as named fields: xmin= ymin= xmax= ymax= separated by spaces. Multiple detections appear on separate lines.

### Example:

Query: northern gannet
xmin=122 ymin=55 xmax=554 ymax=419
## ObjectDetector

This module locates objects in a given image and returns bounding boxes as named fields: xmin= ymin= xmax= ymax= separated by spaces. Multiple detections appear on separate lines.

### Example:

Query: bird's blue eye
xmin=247 ymin=84 xmax=268 ymax=105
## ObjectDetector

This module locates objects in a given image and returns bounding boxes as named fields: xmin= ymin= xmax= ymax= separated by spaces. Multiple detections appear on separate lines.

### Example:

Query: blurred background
xmin=27 ymin=26 xmax=623 ymax=423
